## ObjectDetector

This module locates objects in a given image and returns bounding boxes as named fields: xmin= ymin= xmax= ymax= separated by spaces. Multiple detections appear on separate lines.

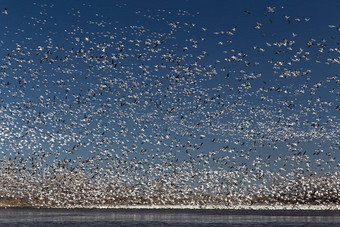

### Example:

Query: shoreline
xmin=83 ymin=205 xmax=340 ymax=210
xmin=1 ymin=204 xmax=339 ymax=210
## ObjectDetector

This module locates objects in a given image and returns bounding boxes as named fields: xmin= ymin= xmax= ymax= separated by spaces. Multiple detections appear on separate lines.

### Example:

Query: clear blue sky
xmin=0 ymin=0 xmax=339 ymax=176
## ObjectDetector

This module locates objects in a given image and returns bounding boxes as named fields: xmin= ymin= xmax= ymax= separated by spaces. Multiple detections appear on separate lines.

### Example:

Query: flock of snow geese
xmin=0 ymin=2 xmax=339 ymax=207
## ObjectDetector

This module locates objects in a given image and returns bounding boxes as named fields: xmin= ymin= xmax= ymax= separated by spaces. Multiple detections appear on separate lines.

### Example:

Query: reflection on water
xmin=0 ymin=209 xmax=339 ymax=226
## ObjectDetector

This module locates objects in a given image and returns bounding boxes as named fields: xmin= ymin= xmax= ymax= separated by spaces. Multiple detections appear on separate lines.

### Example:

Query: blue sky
xmin=0 ymin=0 xmax=339 ymax=177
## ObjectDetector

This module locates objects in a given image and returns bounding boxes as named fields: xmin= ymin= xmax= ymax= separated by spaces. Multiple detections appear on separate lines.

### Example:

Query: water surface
xmin=0 ymin=208 xmax=339 ymax=226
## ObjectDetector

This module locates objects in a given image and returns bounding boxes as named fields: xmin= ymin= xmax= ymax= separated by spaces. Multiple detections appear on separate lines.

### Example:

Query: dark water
xmin=0 ymin=208 xmax=339 ymax=226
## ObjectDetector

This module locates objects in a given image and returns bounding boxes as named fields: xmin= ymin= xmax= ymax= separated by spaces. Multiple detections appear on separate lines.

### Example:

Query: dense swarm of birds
xmin=0 ymin=2 xmax=339 ymax=207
